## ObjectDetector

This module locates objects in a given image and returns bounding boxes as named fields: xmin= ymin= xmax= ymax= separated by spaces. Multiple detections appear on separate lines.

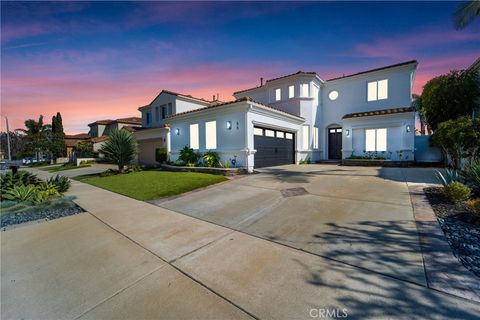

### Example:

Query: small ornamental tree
xmin=432 ymin=116 xmax=480 ymax=169
xmin=419 ymin=69 xmax=479 ymax=131
xmin=99 ymin=129 xmax=137 ymax=173
xmin=51 ymin=112 xmax=66 ymax=159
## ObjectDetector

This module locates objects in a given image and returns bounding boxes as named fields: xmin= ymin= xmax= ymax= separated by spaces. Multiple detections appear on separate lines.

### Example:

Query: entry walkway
xmin=1 ymin=168 xmax=479 ymax=319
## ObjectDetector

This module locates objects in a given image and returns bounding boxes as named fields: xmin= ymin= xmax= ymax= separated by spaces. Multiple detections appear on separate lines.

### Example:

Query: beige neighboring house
xmin=87 ymin=117 xmax=143 ymax=157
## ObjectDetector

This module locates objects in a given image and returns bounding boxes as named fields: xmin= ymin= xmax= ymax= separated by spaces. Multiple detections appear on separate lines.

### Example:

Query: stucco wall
xmin=137 ymin=138 xmax=167 ymax=165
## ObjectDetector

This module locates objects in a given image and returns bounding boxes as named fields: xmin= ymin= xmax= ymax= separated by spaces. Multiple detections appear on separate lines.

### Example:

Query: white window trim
xmin=313 ymin=127 xmax=319 ymax=149
xmin=205 ymin=120 xmax=217 ymax=150
xmin=302 ymin=125 xmax=310 ymax=149
xmin=300 ymin=84 xmax=309 ymax=97
xmin=365 ymin=128 xmax=387 ymax=152
xmin=275 ymin=88 xmax=281 ymax=101
xmin=367 ymin=79 xmax=388 ymax=102
xmin=189 ymin=123 xmax=199 ymax=150
xmin=288 ymin=85 xmax=295 ymax=98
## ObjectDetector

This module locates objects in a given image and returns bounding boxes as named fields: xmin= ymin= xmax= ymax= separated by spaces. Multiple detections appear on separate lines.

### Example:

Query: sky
xmin=1 ymin=1 xmax=479 ymax=134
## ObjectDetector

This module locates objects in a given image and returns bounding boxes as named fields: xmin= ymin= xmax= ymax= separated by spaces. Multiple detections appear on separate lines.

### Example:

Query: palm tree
xmin=21 ymin=115 xmax=51 ymax=161
xmin=99 ymin=129 xmax=137 ymax=173
xmin=454 ymin=1 xmax=480 ymax=29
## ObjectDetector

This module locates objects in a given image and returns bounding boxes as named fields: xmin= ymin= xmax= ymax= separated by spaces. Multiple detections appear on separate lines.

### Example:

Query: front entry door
xmin=328 ymin=128 xmax=342 ymax=159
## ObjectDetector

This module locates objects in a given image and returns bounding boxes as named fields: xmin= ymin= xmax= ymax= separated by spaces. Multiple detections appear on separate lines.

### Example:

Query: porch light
xmin=226 ymin=121 xmax=232 ymax=130
xmin=346 ymin=129 xmax=350 ymax=137
xmin=406 ymin=125 xmax=411 ymax=133
xmin=175 ymin=128 xmax=180 ymax=135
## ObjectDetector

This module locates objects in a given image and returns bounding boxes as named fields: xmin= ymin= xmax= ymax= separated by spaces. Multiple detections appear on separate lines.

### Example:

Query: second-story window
xmin=275 ymin=88 xmax=281 ymax=101
xmin=146 ymin=112 xmax=151 ymax=125
xmin=300 ymin=84 xmax=309 ymax=97
xmin=155 ymin=107 xmax=159 ymax=122
xmin=289 ymin=85 xmax=294 ymax=98
xmin=162 ymin=106 xmax=167 ymax=119
xmin=367 ymin=79 xmax=388 ymax=101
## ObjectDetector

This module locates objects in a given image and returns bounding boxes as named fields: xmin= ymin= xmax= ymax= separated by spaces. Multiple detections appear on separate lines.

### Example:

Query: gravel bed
xmin=424 ymin=187 xmax=480 ymax=277
xmin=1 ymin=204 xmax=84 ymax=229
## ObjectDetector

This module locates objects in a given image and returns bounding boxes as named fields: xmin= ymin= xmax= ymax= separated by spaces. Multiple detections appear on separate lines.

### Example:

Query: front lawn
xmin=78 ymin=171 xmax=227 ymax=200
xmin=43 ymin=163 xmax=91 ymax=172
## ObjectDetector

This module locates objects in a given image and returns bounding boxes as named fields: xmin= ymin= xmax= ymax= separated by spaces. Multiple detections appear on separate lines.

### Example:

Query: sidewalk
xmin=2 ymin=168 xmax=480 ymax=319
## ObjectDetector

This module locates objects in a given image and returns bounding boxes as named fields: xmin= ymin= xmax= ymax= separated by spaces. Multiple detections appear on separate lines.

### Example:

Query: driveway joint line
xmin=73 ymin=264 xmax=167 ymax=320
xmin=155 ymin=202 xmax=478 ymax=304
xmin=84 ymin=211 xmax=260 ymax=320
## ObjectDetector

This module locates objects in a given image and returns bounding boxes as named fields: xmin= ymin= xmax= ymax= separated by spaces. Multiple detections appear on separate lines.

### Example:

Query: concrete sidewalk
xmin=2 ymin=168 xmax=480 ymax=319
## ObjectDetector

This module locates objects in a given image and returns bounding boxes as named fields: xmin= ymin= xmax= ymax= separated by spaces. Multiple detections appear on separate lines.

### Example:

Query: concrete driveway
xmin=160 ymin=164 xmax=439 ymax=285
xmin=3 ymin=166 xmax=479 ymax=319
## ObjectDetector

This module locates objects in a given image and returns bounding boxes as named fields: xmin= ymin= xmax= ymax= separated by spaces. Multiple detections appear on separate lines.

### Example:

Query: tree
xmin=99 ymin=129 xmax=137 ymax=173
xmin=75 ymin=140 xmax=93 ymax=157
xmin=431 ymin=116 xmax=480 ymax=169
xmin=21 ymin=116 xmax=51 ymax=161
xmin=453 ymin=1 xmax=480 ymax=29
xmin=419 ymin=69 xmax=480 ymax=131
xmin=0 ymin=130 xmax=28 ymax=159
xmin=51 ymin=112 xmax=66 ymax=159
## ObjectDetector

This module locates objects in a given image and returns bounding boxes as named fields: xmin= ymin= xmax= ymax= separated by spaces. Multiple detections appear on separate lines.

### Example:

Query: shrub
xmin=174 ymin=159 xmax=186 ymax=166
xmin=435 ymin=169 xmax=460 ymax=187
xmin=186 ymin=162 xmax=197 ymax=167
xmin=0 ymin=171 xmax=40 ymax=197
xmin=219 ymin=160 xmax=231 ymax=168
xmin=47 ymin=175 xmax=71 ymax=192
xmin=100 ymin=169 xmax=119 ymax=177
xmin=461 ymin=160 xmax=480 ymax=194
xmin=203 ymin=151 xmax=220 ymax=167
xmin=299 ymin=157 xmax=311 ymax=165
xmin=100 ymin=129 xmax=138 ymax=173
xmin=127 ymin=164 xmax=142 ymax=173
xmin=443 ymin=182 xmax=472 ymax=201
xmin=179 ymin=145 xmax=198 ymax=164
xmin=3 ymin=185 xmax=39 ymax=202
xmin=37 ymin=182 xmax=60 ymax=196
xmin=155 ymin=147 xmax=168 ymax=164
xmin=467 ymin=198 xmax=480 ymax=215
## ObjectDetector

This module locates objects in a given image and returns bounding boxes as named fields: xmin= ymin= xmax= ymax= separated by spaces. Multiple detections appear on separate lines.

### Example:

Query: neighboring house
xmin=136 ymin=60 xmax=417 ymax=171
xmin=88 ymin=117 xmax=142 ymax=138
xmin=64 ymin=133 xmax=91 ymax=157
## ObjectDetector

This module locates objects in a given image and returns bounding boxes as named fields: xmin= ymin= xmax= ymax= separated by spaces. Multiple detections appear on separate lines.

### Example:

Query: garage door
xmin=254 ymin=127 xmax=295 ymax=168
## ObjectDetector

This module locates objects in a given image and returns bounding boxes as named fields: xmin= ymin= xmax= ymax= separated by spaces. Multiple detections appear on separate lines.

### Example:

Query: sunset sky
xmin=2 ymin=1 xmax=479 ymax=133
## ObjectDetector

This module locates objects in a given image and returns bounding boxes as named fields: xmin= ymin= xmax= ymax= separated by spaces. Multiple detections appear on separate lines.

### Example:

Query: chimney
xmin=212 ymin=95 xmax=216 ymax=101
xmin=216 ymin=93 xmax=219 ymax=101
xmin=260 ymin=77 xmax=264 ymax=86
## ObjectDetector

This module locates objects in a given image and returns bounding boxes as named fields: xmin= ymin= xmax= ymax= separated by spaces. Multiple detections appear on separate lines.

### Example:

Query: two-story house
xmin=135 ymin=60 xmax=417 ymax=171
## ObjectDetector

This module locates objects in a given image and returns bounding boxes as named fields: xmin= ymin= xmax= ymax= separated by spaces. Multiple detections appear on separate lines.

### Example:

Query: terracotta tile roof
xmin=91 ymin=136 xmax=110 ymax=143
xmin=167 ymin=96 xmax=304 ymax=120
xmin=139 ymin=90 xmax=214 ymax=111
xmin=132 ymin=124 xmax=169 ymax=132
xmin=327 ymin=60 xmax=417 ymax=82
xmin=65 ymin=139 xmax=84 ymax=148
xmin=233 ymin=71 xmax=318 ymax=95
xmin=342 ymin=107 xmax=415 ymax=119
xmin=88 ymin=117 xmax=142 ymax=126
xmin=65 ymin=133 xmax=90 ymax=139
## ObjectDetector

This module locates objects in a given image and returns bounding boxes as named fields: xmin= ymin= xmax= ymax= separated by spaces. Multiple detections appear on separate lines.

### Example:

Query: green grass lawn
xmin=42 ymin=163 xmax=91 ymax=172
xmin=78 ymin=171 xmax=227 ymax=200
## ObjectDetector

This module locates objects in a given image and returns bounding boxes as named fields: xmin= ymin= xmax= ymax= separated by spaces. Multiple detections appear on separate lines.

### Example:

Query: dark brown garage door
xmin=254 ymin=127 xmax=295 ymax=168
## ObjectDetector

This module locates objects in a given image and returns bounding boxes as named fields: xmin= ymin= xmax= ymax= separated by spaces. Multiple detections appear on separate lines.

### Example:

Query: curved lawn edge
xmin=79 ymin=171 xmax=228 ymax=201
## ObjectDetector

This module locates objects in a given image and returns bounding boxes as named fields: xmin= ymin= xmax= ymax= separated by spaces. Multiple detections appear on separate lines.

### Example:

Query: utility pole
xmin=5 ymin=116 xmax=12 ymax=160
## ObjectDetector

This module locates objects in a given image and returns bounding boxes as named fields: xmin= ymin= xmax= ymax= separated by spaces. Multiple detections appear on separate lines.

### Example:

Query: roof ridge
xmin=327 ymin=60 xmax=417 ymax=82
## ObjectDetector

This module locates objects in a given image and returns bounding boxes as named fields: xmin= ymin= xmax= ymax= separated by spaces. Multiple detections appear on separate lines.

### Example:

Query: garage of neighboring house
xmin=253 ymin=126 xmax=295 ymax=168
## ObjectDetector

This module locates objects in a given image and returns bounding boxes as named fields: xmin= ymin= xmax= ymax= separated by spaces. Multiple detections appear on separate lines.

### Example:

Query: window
xmin=313 ymin=127 xmax=319 ymax=149
xmin=155 ymin=106 xmax=159 ymax=122
xmin=205 ymin=121 xmax=216 ymax=149
xmin=275 ymin=88 xmax=281 ymax=101
xmin=365 ymin=128 xmax=387 ymax=151
xmin=168 ymin=103 xmax=173 ymax=116
xmin=146 ymin=112 xmax=151 ymax=125
xmin=288 ymin=85 xmax=294 ymax=98
xmin=313 ymin=85 xmax=319 ymax=106
xmin=329 ymin=90 xmax=338 ymax=101
xmin=265 ymin=129 xmax=275 ymax=137
xmin=276 ymin=131 xmax=284 ymax=138
xmin=367 ymin=79 xmax=388 ymax=101
xmin=285 ymin=133 xmax=293 ymax=139
xmin=302 ymin=125 xmax=309 ymax=149
xmin=190 ymin=124 xmax=199 ymax=150
xmin=254 ymin=128 xmax=263 ymax=135
xmin=300 ymin=84 xmax=309 ymax=97
xmin=161 ymin=106 xmax=166 ymax=119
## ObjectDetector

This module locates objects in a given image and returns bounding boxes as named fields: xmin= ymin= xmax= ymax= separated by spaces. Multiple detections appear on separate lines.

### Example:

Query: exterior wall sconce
xmin=226 ymin=121 xmax=232 ymax=130
xmin=406 ymin=125 xmax=411 ymax=133
xmin=175 ymin=128 xmax=180 ymax=135
xmin=346 ymin=129 xmax=350 ymax=137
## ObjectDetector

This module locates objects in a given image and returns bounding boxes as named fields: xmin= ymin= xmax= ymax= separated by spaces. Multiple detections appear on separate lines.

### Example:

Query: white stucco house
xmin=134 ymin=60 xmax=417 ymax=171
